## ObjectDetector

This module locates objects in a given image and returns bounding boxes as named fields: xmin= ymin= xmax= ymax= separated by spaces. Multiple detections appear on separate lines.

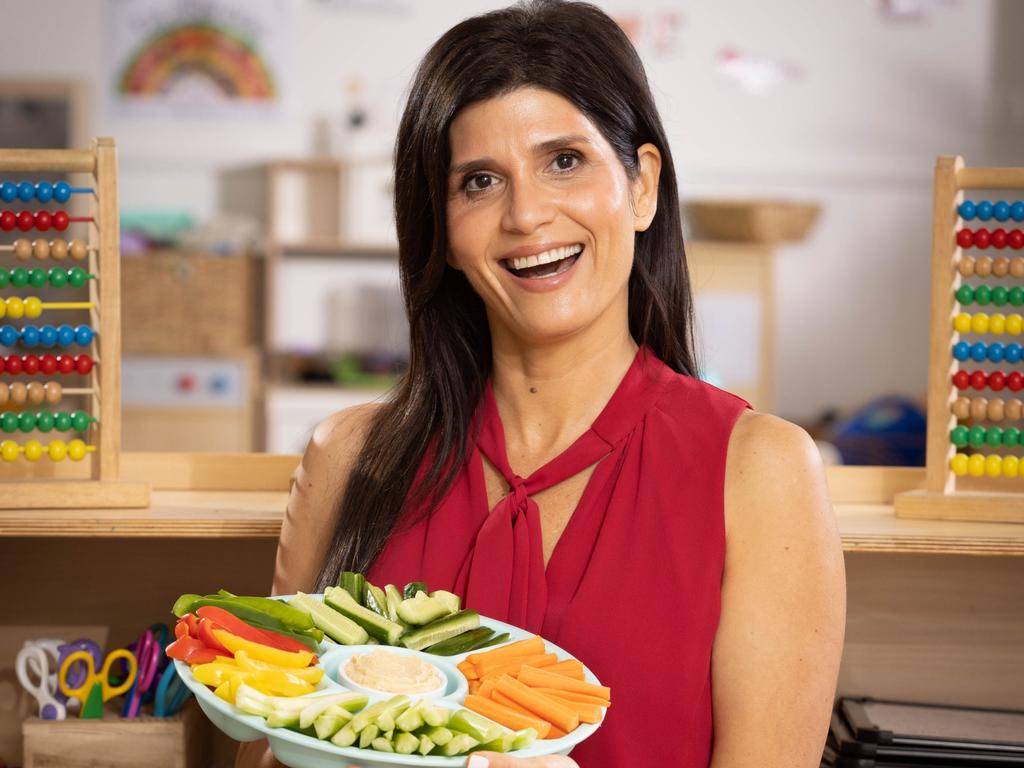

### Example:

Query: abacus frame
xmin=0 ymin=138 xmax=149 ymax=508
xmin=894 ymin=156 xmax=1024 ymax=523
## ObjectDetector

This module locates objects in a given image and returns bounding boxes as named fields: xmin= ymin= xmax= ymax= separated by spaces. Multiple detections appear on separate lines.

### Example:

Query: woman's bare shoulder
xmin=293 ymin=403 xmax=383 ymax=492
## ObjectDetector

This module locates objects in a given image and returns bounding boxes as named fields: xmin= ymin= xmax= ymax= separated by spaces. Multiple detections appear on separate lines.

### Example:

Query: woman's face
xmin=445 ymin=86 xmax=661 ymax=347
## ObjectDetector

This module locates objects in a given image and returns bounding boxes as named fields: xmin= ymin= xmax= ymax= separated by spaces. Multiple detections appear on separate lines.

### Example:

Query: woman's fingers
xmin=466 ymin=752 xmax=579 ymax=768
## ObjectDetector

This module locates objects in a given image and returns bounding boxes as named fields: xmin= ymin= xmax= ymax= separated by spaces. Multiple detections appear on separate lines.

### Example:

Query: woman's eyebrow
xmin=449 ymin=134 xmax=592 ymax=176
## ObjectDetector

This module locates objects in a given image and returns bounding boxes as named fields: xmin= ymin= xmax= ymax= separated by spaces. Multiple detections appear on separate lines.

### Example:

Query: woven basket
xmin=684 ymin=200 xmax=820 ymax=242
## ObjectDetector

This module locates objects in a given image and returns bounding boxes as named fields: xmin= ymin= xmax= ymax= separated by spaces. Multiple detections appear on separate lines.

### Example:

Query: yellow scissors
xmin=58 ymin=648 xmax=137 ymax=718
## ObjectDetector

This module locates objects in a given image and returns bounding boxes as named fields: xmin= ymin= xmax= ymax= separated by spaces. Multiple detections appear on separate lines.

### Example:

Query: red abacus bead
xmin=56 ymin=355 xmax=74 ymax=374
xmin=0 ymin=211 xmax=15 ymax=231
xmin=989 ymin=370 xmax=1007 ymax=391
xmin=953 ymin=370 xmax=970 ymax=389
xmin=957 ymin=229 xmax=974 ymax=248
xmin=970 ymin=370 xmax=988 ymax=390
xmin=1008 ymin=371 xmax=1024 ymax=391
xmin=39 ymin=354 xmax=57 ymax=375
xmin=51 ymin=211 xmax=70 ymax=231
xmin=33 ymin=210 xmax=51 ymax=231
xmin=974 ymin=228 xmax=991 ymax=249
xmin=21 ymin=355 xmax=39 ymax=375
xmin=5 ymin=355 xmax=22 ymax=375
xmin=16 ymin=210 xmax=34 ymax=231
xmin=992 ymin=228 xmax=1008 ymax=249
xmin=74 ymin=354 xmax=93 ymax=374
xmin=1011 ymin=230 xmax=1024 ymax=250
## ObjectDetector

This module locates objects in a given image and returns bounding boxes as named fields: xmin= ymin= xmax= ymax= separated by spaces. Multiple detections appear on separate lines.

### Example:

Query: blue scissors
xmin=153 ymin=663 xmax=192 ymax=717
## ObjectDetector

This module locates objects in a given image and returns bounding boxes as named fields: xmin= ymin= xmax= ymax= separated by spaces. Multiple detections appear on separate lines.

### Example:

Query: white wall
xmin=0 ymin=0 xmax=1016 ymax=422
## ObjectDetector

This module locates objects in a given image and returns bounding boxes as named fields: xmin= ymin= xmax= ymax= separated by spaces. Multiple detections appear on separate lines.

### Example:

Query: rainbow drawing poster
xmin=108 ymin=0 xmax=286 ymax=114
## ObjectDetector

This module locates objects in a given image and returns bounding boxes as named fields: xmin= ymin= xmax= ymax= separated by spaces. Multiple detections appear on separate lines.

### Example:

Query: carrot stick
xmin=478 ymin=678 xmax=497 ymax=698
xmin=464 ymin=694 xmax=551 ymax=739
xmin=495 ymin=674 xmax=580 ymax=733
xmin=546 ymin=659 xmax=586 ymax=679
xmin=469 ymin=680 xmax=481 ymax=694
xmin=532 ymin=687 xmax=610 ymax=708
xmin=458 ymin=661 xmax=479 ymax=680
xmin=477 ymin=653 xmax=557 ymax=680
xmin=467 ymin=636 xmax=545 ymax=665
xmin=492 ymin=689 xmax=540 ymax=717
xmin=542 ymin=725 xmax=568 ymax=740
xmin=518 ymin=665 xmax=610 ymax=701
xmin=540 ymin=693 xmax=603 ymax=724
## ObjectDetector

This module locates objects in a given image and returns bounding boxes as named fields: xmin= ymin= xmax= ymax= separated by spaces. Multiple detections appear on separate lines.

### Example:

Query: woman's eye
xmin=465 ymin=173 xmax=494 ymax=193
xmin=552 ymin=152 xmax=580 ymax=171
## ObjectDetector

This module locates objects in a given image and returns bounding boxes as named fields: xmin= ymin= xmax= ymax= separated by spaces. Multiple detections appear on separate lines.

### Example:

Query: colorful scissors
xmin=153 ymin=663 xmax=192 ymax=718
xmin=16 ymin=646 xmax=66 ymax=720
xmin=121 ymin=629 xmax=160 ymax=718
xmin=58 ymin=647 xmax=137 ymax=719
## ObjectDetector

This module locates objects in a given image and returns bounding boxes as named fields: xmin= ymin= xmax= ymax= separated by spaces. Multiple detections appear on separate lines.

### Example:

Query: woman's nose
xmin=501 ymin=176 xmax=557 ymax=234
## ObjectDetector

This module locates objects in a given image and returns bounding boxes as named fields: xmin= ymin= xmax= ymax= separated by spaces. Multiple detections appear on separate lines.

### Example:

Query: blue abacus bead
xmin=39 ymin=325 xmax=57 ymax=347
xmin=17 ymin=181 xmax=35 ymax=202
xmin=53 ymin=181 xmax=71 ymax=203
xmin=55 ymin=324 xmax=75 ymax=347
xmin=35 ymin=181 xmax=54 ymax=203
xmin=0 ymin=181 xmax=16 ymax=203
xmin=20 ymin=326 xmax=39 ymax=348
xmin=970 ymin=342 xmax=988 ymax=362
xmin=0 ymin=325 xmax=18 ymax=347
xmin=994 ymin=201 xmax=1011 ymax=222
xmin=1007 ymin=343 xmax=1023 ymax=364
xmin=977 ymin=200 xmax=994 ymax=221
xmin=988 ymin=341 xmax=1006 ymax=362
xmin=959 ymin=200 xmax=977 ymax=220
xmin=74 ymin=325 xmax=94 ymax=345
xmin=1012 ymin=201 xmax=1024 ymax=222
xmin=953 ymin=341 xmax=971 ymax=361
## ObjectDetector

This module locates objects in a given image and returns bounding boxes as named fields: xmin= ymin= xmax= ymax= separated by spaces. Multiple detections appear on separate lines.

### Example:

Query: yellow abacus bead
xmin=971 ymin=313 xmax=990 ymax=334
xmin=950 ymin=453 xmax=969 ymax=476
xmin=23 ymin=297 xmax=43 ymax=319
xmin=5 ymin=297 xmax=24 ymax=320
xmin=1 ymin=440 xmax=20 ymax=462
xmin=23 ymin=440 xmax=43 ymax=462
xmin=953 ymin=313 xmax=972 ymax=333
xmin=47 ymin=439 xmax=67 ymax=462
xmin=985 ymin=454 xmax=1003 ymax=477
xmin=990 ymin=314 xmax=1006 ymax=335
xmin=1007 ymin=314 xmax=1023 ymax=336
xmin=67 ymin=439 xmax=87 ymax=462
xmin=1002 ymin=455 xmax=1019 ymax=478
xmin=968 ymin=453 xmax=986 ymax=477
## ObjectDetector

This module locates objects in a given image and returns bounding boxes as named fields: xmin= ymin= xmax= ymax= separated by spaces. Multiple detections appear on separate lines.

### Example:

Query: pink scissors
xmin=121 ymin=629 xmax=160 ymax=718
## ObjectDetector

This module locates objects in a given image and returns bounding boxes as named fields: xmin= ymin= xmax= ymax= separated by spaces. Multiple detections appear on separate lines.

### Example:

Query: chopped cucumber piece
xmin=428 ymin=589 xmax=461 ymax=614
xmin=338 ymin=571 xmax=366 ymax=603
xmin=324 ymin=586 xmax=405 ymax=644
xmin=423 ymin=627 xmax=494 ymax=656
xmin=290 ymin=592 xmax=368 ymax=645
xmin=403 ymin=581 xmax=428 ymax=599
xmin=401 ymin=610 xmax=480 ymax=651
xmin=384 ymin=584 xmax=404 ymax=622
xmin=363 ymin=582 xmax=389 ymax=618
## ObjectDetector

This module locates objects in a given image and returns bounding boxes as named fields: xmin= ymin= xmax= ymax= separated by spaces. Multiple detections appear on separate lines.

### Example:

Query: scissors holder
xmin=21 ymin=699 xmax=210 ymax=768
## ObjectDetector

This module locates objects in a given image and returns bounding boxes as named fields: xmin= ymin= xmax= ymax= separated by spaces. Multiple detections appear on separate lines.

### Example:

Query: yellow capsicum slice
xmin=233 ymin=649 xmax=323 ymax=684
xmin=251 ymin=669 xmax=315 ymax=697
xmin=214 ymin=679 xmax=234 ymax=703
xmin=192 ymin=660 xmax=247 ymax=688
xmin=211 ymin=628 xmax=314 ymax=669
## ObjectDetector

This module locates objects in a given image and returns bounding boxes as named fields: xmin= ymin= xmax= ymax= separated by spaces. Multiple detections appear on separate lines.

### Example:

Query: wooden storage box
xmin=21 ymin=700 xmax=211 ymax=768
xmin=684 ymin=199 xmax=820 ymax=242
xmin=122 ymin=249 xmax=258 ymax=355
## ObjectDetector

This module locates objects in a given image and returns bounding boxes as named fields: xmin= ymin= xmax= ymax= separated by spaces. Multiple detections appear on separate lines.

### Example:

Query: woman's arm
xmin=710 ymin=411 xmax=846 ymax=768
xmin=235 ymin=404 xmax=379 ymax=768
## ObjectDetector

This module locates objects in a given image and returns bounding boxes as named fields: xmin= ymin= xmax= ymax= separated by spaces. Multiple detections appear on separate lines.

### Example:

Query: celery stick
xmin=394 ymin=731 xmax=420 ymax=754
xmin=418 ymin=735 xmax=436 ymax=755
xmin=359 ymin=724 xmax=380 ymax=749
xmin=395 ymin=704 xmax=424 ymax=732
xmin=331 ymin=724 xmax=358 ymax=748
xmin=511 ymin=727 xmax=538 ymax=750
xmin=421 ymin=703 xmax=451 ymax=727
xmin=449 ymin=709 xmax=504 ymax=743
xmin=441 ymin=733 xmax=479 ymax=756
xmin=371 ymin=737 xmax=394 ymax=752
xmin=313 ymin=709 xmax=350 ymax=740
xmin=421 ymin=725 xmax=453 ymax=746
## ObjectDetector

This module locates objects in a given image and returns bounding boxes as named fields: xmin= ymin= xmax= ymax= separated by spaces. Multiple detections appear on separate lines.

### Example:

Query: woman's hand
xmin=464 ymin=754 xmax=579 ymax=768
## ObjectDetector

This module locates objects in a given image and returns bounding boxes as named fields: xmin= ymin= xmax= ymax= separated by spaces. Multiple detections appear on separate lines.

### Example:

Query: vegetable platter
xmin=167 ymin=574 xmax=609 ymax=768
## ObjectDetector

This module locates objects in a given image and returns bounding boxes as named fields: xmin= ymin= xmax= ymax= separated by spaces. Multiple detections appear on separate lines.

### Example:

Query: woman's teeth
xmin=507 ymin=243 xmax=583 ymax=272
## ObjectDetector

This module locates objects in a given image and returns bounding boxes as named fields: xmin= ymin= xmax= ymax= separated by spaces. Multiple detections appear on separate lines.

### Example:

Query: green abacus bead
xmin=54 ymin=412 xmax=72 ymax=432
xmin=48 ymin=268 xmax=68 ymax=288
xmin=1003 ymin=426 xmax=1020 ymax=447
xmin=70 ymin=411 xmax=91 ymax=432
xmin=950 ymin=425 xmax=969 ymax=447
xmin=28 ymin=269 xmax=47 ymax=288
xmin=986 ymin=426 xmax=1003 ymax=447
xmin=35 ymin=411 xmax=55 ymax=432
xmin=992 ymin=285 xmax=1009 ymax=307
xmin=0 ymin=412 xmax=18 ymax=433
xmin=968 ymin=425 xmax=987 ymax=448
xmin=67 ymin=268 xmax=89 ymax=288
xmin=1011 ymin=286 xmax=1024 ymax=307
xmin=16 ymin=411 xmax=35 ymax=432
xmin=974 ymin=284 xmax=992 ymax=306
xmin=0 ymin=270 xmax=9 ymax=288
xmin=956 ymin=285 xmax=974 ymax=305
xmin=10 ymin=268 xmax=30 ymax=288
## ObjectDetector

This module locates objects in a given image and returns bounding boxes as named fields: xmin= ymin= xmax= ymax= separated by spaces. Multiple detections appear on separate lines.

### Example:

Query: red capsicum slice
xmin=195 ymin=605 xmax=313 ymax=656
xmin=197 ymin=617 xmax=233 ymax=653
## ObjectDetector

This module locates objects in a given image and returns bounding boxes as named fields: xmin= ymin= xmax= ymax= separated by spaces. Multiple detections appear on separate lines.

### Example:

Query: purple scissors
xmin=121 ymin=629 xmax=160 ymax=718
xmin=56 ymin=639 xmax=102 ymax=706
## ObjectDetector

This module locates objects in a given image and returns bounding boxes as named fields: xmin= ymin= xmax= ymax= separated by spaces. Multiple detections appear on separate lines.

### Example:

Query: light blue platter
xmin=174 ymin=595 xmax=604 ymax=768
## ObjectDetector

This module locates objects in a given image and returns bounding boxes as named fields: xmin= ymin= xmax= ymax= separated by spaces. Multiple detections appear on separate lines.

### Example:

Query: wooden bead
xmin=1007 ymin=398 xmax=1023 ymax=421
xmin=9 ymin=382 xmax=27 ymax=406
xmin=1012 ymin=258 xmax=1024 ymax=279
xmin=32 ymin=239 xmax=50 ymax=260
xmin=993 ymin=256 xmax=1010 ymax=277
xmin=959 ymin=256 xmax=975 ymax=277
xmin=970 ymin=397 xmax=989 ymax=421
xmin=988 ymin=398 xmax=1005 ymax=422
xmin=68 ymin=239 xmax=87 ymax=260
xmin=0 ymin=385 xmax=8 ymax=405
xmin=976 ymin=256 xmax=994 ymax=277
xmin=953 ymin=396 xmax=971 ymax=420
xmin=13 ymin=238 xmax=32 ymax=260
xmin=49 ymin=239 xmax=68 ymax=260
xmin=44 ymin=381 xmax=62 ymax=404
xmin=26 ymin=381 xmax=45 ymax=405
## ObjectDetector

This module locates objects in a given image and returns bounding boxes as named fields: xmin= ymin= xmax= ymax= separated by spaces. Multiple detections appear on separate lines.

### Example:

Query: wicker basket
xmin=684 ymin=200 xmax=820 ymax=243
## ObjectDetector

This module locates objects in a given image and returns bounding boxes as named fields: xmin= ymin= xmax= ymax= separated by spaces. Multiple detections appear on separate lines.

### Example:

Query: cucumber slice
xmin=423 ymin=627 xmax=494 ymax=656
xmin=384 ymin=584 xmax=404 ymax=622
xmin=323 ymin=586 xmax=404 ymax=644
xmin=469 ymin=631 xmax=512 ymax=653
xmin=363 ymin=582 xmax=388 ymax=618
xmin=428 ymin=590 xmax=461 ymax=614
xmin=395 ymin=731 xmax=420 ymax=755
xmin=396 ymin=592 xmax=451 ymax=626
xmin=338 ymin=571 xmax=366 ymax=603
xmin=401 ymin=610 xmax=480 ymax=651
xmin=290 ymin=592 xmax=369 ymax=645
xmin=403 ymin=581 xmax=428 ymax=599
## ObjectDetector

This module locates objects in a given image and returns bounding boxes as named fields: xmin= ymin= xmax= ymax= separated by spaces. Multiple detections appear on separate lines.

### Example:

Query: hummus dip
xmin=343 ymin=650 xmax=444 ymax=694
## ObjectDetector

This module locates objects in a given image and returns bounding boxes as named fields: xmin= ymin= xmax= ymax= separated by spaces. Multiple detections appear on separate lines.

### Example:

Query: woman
xmin=239 ymin=1 xmax=845 ymax=766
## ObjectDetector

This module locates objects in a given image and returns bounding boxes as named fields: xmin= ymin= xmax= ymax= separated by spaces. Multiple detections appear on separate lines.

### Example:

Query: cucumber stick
xmin=401 ymin=610 xmax=480 ymax=651
xmin=323 ymin=586 xmax=404 ymax=644
xmin=290 ymin=592 xmax=368 ymax=645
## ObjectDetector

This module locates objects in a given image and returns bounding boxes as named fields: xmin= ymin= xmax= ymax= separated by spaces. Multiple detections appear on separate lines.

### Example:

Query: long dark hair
xmin=315 ymin=0 xmax=699 ymax=588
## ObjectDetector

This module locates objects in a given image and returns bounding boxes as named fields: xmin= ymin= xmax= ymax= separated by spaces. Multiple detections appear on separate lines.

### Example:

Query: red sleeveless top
xmin=368 ymin=347 xmax=751 ymax=767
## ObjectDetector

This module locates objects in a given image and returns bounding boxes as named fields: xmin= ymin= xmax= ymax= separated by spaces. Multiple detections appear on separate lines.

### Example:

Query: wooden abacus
xmin=0 ymin=139 xmax=149 ymax=508
xmin=895 ymin=156 xmax=1024 ymax=523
